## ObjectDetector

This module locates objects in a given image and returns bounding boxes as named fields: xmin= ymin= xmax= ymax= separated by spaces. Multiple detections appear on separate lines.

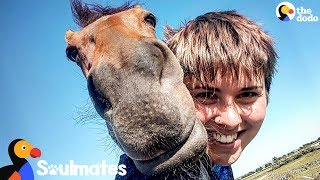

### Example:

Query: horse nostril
xmin=66 ymin=46 xmax=79 ymax=62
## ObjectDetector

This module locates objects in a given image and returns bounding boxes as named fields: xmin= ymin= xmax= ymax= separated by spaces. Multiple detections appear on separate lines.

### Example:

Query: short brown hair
xmin=165 ymin=11 xmax=277 ymax=93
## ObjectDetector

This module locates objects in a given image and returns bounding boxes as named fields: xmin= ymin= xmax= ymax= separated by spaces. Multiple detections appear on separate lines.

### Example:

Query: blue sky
xmin=0 ymin=0 xmax=319 ymax=179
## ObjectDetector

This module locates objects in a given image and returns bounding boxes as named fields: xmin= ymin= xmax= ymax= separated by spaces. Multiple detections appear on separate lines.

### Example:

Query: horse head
xmin=65 ymin=0 xmax=208 ymax=176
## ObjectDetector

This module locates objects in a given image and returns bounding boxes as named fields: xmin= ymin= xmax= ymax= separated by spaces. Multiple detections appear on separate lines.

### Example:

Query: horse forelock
xmin=70 ymin=0 xmax=139 ymax=28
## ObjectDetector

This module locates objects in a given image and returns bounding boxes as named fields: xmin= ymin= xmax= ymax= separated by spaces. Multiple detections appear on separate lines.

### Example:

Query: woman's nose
xmin=214 ymin=104 xmax=242 ymax=129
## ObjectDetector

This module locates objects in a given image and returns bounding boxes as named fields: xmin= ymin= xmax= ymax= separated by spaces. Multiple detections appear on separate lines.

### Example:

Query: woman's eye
xmin=144 ymin=13 xmax=157 ymax=27
xmin=238 ymin=92 xmax=258 ymax=98
xmin=195 ymin=92 xmax=214 ymax=98
xmin=66 ymin=46 xmax=79 ymax=62
xmin=237 ymin=91 xmax=261 ymax=104
xmin=193 ymin=91 xmax=218 ymax=104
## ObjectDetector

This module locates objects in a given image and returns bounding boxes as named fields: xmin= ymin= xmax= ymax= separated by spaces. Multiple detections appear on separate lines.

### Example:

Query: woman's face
xmin=184 ymin=72 xmax=267 ymax=165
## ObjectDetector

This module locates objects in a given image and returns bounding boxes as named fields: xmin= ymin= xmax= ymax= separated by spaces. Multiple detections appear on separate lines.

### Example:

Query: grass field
xmin=238 ymin=139 xmax=320 ymax=180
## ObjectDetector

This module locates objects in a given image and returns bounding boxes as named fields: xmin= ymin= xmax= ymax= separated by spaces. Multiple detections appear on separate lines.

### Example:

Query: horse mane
xmin=70 ymin=0 xmax=138 ymax=28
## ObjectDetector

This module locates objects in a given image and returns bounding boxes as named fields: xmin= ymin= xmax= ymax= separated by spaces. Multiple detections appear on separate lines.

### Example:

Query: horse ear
xmin=65 ymin=29 xmax=76 ymax=44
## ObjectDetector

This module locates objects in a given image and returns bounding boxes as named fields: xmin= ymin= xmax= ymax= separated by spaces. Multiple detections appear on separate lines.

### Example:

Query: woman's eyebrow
xmin=240 ymin=86 xmax=263 ymax=91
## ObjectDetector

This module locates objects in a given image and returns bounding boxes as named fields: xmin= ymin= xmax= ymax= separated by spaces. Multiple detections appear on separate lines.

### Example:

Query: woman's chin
xmin=207 ymin=146 xmax=242 ymax=165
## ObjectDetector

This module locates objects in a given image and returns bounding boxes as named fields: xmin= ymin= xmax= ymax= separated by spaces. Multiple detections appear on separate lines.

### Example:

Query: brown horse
xmin=65 ymin=0 xmax=209 ymax=177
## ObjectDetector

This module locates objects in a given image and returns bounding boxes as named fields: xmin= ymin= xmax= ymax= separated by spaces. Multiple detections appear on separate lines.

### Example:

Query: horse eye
xmin=144 ymin=13 xmax=157 ymax=27
xmin=66 ymin=46 xmax=79 ymax=62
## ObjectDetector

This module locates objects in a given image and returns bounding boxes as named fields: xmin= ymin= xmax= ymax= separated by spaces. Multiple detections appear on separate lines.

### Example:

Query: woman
xmin=165 ymin=10 xmax=277 ymax=179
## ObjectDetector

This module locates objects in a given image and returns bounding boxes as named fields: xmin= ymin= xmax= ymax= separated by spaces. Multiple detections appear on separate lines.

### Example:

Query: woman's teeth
xmin=212 ymin=132 xmax=238 ymax=143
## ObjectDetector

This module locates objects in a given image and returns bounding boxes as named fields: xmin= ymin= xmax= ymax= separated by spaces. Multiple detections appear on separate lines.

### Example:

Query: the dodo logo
xmin=276 ymin=2 xmax=295 ymax=21
xmin=0 ymin=139 xmax=41 ymax=180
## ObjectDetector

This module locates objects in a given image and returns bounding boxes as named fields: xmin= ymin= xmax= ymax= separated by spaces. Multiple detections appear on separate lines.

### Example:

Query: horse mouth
xmin=136 ymin=135 xmax=204 ymax=164
xmin=87 ymin=76 xmax=112 ymax=114
xmin=133 ymin=119 xmax=208 ymax=175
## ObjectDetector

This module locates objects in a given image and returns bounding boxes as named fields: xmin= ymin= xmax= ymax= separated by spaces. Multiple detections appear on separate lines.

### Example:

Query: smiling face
xmin=184 ymin=71 xmax=267 ymax=165
xmin=165 ymin=11 xmax=277 ymax=166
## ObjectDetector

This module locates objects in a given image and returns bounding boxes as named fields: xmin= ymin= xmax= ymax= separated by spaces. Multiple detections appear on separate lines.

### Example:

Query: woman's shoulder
xmin=212 ymin=164 xmax=234 ymax=180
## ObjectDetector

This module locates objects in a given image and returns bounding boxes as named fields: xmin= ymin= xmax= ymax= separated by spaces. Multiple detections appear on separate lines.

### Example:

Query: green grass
xmin=272 ymin=149 xmax=320 ymax=178
xmin=239 ymin=148 xmax=320 ymax=179
xmin=242 ymin=167 xmax=272 ymax=180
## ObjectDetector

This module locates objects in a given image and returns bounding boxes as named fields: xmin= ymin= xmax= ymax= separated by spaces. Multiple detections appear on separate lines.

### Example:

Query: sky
xmin=0 ymin=0 xmax=319 ymax=179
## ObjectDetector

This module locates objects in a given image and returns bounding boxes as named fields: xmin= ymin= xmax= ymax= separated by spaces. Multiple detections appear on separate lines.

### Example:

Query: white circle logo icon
xmin=276 ymin=2 xmax=295 ymax=21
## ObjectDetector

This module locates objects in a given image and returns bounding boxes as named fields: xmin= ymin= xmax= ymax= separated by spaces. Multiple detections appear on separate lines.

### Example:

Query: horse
xmin=65 ymin=0 xmax=211 ymax=178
